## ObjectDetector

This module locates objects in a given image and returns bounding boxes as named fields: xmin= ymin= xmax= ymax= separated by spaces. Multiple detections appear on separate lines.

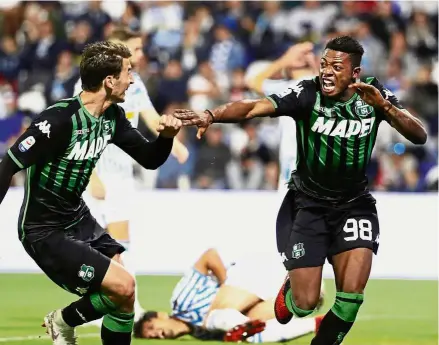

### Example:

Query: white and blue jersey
xmin=170 ymin=269 xmax=220 ymax=326
xmin=262 ymin=78 xmax=313 ymax=191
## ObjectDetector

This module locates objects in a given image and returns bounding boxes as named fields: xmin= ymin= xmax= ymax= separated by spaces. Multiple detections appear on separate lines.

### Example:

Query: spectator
xmin=45 ymin=50 xmax=78 ymax=105
xmin=187 ymin=61 xmax=222 ymax=112
xmin=193 ymin=125 xmax=231 ymax=189
xmin=0 ymin=36 xmax=21 ymax=84
xmin=0 ymin=0 xmax=435 ymax=192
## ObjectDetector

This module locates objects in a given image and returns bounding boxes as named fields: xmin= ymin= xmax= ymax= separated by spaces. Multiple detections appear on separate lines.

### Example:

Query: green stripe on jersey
xmin=7 ymin=150 xmax=24 ymax=169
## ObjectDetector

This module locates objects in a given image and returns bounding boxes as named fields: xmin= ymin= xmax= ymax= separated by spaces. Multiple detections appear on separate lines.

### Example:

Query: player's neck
xmin=334 ymin=88 xmax=356 ymax=103
xmin=79 ymin=91 xmax=113 ymax=118
xmin=170 ymin=318 xmax=191 ymax=336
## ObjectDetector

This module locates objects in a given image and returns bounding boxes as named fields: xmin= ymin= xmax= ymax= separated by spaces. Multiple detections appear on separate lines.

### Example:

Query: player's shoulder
xmin=362 ymin=76 xmax=382 ymax=87
xmin=35 ymin=97 xmax=80 ymax=127
xmin=106 ymin=103 xmax=126 ymax=122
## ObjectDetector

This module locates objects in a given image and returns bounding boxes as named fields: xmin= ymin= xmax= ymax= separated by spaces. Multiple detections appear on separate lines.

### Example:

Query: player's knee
xmin=292 ymin=290 xmax=321 ymax=311
xmin=112 ymin=273 xmax=135 ymax=302
xmin=340 ymin=282 xmax=366 ymax=294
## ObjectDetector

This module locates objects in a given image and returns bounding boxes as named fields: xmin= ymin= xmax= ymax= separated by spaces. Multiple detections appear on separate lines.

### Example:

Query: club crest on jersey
xmin=18 ymin=136 xmax=36 ymax=152
xmin=78 ymin=264 xmax=94 ymax=282
xmin=103 ymin=120 xmax=111 ymax=132
xmin=354 ymin=100 xmax=373 ymax=117
xmin=292 ymin=243 xmax=305 ymax=259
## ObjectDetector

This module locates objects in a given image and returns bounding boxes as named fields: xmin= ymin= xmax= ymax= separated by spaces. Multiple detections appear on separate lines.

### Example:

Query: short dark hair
xmin=80 ymin=41 xmax=131 ymax=92
xmin=133 ymin=311 xmax=158 ymax=338
xmin=325 ymin=36 xmax=364 ymax=68
xmin=108 ymin=26 xmax=141 ymax=42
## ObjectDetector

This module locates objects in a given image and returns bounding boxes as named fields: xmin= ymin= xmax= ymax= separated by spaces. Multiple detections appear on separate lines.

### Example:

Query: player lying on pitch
xmin=134 ymin=248 xmax=324 ymax=342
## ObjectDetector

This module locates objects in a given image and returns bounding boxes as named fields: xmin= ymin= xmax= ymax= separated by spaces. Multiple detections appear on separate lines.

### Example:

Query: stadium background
xmin=0 ymin=1 xmax=437 ymax=344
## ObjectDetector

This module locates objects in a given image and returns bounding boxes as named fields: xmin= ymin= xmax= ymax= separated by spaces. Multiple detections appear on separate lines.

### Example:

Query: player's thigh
xmin=332 ymin=248 xmax=373 ymax=293
xmin=22 ymin=231 xmax=114 ymax=297
xmin=210 ymin=285 xmax=261 ymax=313
xmin=100 ymin=255 xmax=135 ymax=300
xmin=246 ymin=300 xmax=275 ymax=321
xmin=329 ymin=203 xmax=379 ymax=265
xmin=277 ymin=190 xmax=329 ymax=271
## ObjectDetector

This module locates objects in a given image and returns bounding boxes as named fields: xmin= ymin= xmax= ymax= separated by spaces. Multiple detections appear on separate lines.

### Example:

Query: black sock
xmin=61 ymin=296 xmax=106 ymax=327
xmin=311 ymin=310 xmax=353 ymax=345
xmin=311 ymin=291 xmax=363 ymax=345
xmin=101 ymin=324 xmax=132 ymax=345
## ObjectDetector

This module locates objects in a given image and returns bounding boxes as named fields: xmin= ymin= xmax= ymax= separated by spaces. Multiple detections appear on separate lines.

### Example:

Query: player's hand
xmin=173 ymin=109 xmax=213 ymax=139
xmin=278 ymin=42 xmax=314 ymax=68
xmin=349 ymin=82 xmax=387 ymax=109
xmin=157 ymin=114 xmax=182 ymax=138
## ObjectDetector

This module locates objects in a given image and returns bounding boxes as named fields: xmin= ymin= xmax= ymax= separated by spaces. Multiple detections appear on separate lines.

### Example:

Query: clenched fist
xmin=157 ymin=114 xmax=182 ymax=138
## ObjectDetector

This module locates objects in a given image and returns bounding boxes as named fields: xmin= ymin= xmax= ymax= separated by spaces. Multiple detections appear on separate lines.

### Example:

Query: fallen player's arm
xmin=380 ymin=104 xmax=427 ymax=145
xmin=194 ymin=248 xmax=227 ymax=285
xmin=113 ymin=109 xmax=179 ymax=170
xmin=0 ymin=155 xmax=20 ymax=204
xmin=140 ymin=109 xmax=189 ymax=164
xmin=88 ymin=170 xmax=105 ymax=200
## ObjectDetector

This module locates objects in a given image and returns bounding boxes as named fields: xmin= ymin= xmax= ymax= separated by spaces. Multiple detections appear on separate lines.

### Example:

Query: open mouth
xmin=322 ymin=78 xmax=335 ymax=93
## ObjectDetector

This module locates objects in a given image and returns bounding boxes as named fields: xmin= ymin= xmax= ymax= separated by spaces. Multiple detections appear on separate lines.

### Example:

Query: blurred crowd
xmin=0 ymin=0 xmax=437 ymax=192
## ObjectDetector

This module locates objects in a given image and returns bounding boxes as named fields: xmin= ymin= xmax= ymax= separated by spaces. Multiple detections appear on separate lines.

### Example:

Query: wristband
xmin=205 ymin=109 xmax=215 ymax=123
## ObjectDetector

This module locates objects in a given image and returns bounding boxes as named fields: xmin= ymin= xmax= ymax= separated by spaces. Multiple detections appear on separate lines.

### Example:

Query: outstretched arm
xmin=113 ymin=113 xmax=181 ymax=170
xmin=174 ymin=79 xmax=315 ymax=138
xmin=140 ymin=109 xmax=189 ymax=164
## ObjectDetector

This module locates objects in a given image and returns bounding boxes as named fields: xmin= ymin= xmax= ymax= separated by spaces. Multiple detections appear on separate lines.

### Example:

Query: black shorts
xmin=22 ymin=213 xmax=125 ymax=296
xmin=276 ymin=190 xmax=380 ymax=271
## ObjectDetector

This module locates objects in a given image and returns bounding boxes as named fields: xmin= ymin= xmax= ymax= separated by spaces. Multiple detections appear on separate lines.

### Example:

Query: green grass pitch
xmin=0 ymin=274 xmax=436 ymax=345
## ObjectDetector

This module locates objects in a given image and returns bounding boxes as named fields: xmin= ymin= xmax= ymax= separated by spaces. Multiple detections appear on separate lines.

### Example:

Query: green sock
xmin=311 ymin=292 xmax=364 ymax=345
xmin=101 ymin=311 xmax=134 ymax=345
xmin=285 ymin=288 xmax=315 ymax=318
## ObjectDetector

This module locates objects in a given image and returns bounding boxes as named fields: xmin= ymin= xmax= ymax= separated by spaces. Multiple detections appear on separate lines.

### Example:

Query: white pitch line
xmin=0 ymin=333 xmax=100 ymax=343
xmin=0 ymin=315 xmax=432 ymax=342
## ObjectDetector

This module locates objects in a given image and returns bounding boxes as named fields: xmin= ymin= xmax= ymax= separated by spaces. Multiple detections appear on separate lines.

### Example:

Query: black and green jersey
xmin=8 ymin=95 xmax=173 ymax=241
xmin=267 ymin=76 xmax=404 ymax=201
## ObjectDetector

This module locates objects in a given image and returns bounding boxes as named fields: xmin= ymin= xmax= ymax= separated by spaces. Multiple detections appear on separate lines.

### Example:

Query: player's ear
xmin=352 ymin=66 xmax=361 ymax=80
xmin=104 ymin=76 xmax=115 ymax=89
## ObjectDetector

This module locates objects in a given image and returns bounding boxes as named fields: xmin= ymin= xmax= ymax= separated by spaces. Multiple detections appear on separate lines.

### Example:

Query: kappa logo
xmin=276 ymin=84 xmax=304 ymax=99
xmin=78 ymin=264 xmax=95 ymax=282
xmin=18 ymin=136 xmax=36 ymax=152
xmin=35 ymin=120 xmax=51 ymax=138
xmin=75 ymin=286 xmax=89 ymax=295
xmin=280 ymin=252 xmax=288 ymax=263
xmin=383 ymin=88 xmax=394 ymax=100
xmin=292 ymin=243 xmax=305 ymax=259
